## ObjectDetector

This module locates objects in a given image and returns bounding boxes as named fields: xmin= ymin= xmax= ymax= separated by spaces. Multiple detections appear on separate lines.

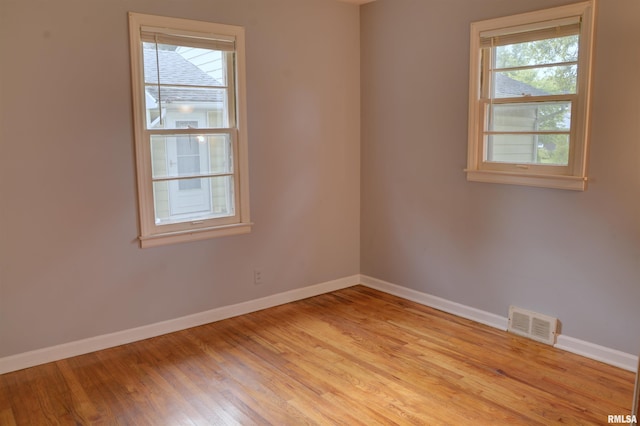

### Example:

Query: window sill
xmin=139 ymin=222 xmax=253 ymax=248
xmin=465 ymin=169 xmax=588 ymax=191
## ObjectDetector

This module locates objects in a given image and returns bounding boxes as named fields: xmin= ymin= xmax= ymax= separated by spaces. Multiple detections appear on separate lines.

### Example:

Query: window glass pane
xmin=486 ymin=133 xmax=569 ymax=165
xmin=536 ymin=134 xmax=570 ymax=165
xmin=493 ymin=67 xmax=577 ymax=98
xmin=174 ymin=46 xmax=227 ymax=86
xmin=486 ymin=134 xmax=539 ymax=164
xmin=142 ymin=42 xmax=229 ymax=129
xmin=144 ymin=86 xmax=229 ymax=129
xmin=151 ymin=134 xmax=233 ymax=179
xmin=537 ymin=102 xmax=571 ymax=131
xmin=489 ymin=102 xmax=572 ymax=132
xmin=153 ymin=176 xmax=235 ymax=225
xmin=143 ymin=43 xmax=226 ymax=85
xmin=494 ymin=35 xmax=579 ymax=69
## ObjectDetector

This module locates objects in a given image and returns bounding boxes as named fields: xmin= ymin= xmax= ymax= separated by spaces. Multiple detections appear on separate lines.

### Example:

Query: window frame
xmin=129 ymin=12 xmax=251 ymax=248
xmin=466 ymin=1 xmax=596 ymax=191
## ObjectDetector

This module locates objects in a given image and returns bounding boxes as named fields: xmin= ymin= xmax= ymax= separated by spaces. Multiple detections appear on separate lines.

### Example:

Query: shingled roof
xmin=494 ymin=73 xmax=548 ymax=98
xmin=143 ymin=48 xmax=223 ymax=103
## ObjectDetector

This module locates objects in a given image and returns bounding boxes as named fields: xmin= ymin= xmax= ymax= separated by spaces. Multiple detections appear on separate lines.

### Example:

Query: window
xmin=128 ymin=13 xmax=251 ymax=247
xmin=466 ymin=1 xmax=596 ymax=190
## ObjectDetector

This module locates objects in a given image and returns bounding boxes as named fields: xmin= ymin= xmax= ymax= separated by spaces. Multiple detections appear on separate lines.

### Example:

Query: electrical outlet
xmin=253 ymin=269 xmax=263 ymax=285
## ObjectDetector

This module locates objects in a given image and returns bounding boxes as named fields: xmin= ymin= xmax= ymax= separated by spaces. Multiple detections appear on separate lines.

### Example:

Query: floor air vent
xmin=508 ymin=306 xmax=558 ymax=345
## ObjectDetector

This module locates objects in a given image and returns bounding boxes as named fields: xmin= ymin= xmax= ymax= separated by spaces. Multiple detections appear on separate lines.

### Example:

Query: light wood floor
xmin=0 ymin=285 xmax=635 ymax=425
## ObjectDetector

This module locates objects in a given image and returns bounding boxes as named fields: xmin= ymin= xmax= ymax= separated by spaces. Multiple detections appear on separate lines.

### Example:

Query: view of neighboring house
xmin=142 ymin=46 xmax=233 ymax=224
xmin=487 ymin=74 xmax=563 ymax=165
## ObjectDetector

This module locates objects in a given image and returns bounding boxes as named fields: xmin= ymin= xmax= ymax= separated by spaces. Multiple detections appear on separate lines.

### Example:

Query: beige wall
xmin=361 ymin=0 xmax=640 ymax=355
xmin=0 ymin=0 xmax=361 ymax=357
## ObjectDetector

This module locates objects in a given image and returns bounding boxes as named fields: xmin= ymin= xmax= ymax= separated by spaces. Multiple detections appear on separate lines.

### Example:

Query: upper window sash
xmin=140 ymin=36 xmax=236 ymax=131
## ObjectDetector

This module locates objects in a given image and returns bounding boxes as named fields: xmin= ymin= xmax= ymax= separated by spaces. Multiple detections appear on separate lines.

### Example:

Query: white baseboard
xmin=2 ymin=274 xmax=637 ymax=375
xmin=555 ymin=335 xmax=638 ymax=372
xmin=0 ymin=275 xmax=360 ymax=375
xmin=360 ymin=275 xmax=508 ymax=330
xmin=360 ymin=274 xmax=638 ymax=373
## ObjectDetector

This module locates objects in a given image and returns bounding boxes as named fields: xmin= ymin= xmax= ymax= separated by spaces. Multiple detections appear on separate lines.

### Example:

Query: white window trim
xmin=466 ymin=1 xmax=597 ymax=191
xmin=128 ymin=12 xmax=251 ymax=247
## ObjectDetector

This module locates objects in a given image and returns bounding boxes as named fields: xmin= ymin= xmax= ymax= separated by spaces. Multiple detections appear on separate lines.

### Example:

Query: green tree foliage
xmin=496 ymin=35 xmax=579 ymax=94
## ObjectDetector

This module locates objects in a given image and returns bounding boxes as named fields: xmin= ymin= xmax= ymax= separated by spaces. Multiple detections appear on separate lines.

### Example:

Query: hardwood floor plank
xmin=0 ymin=285 xmax=634 ymax=425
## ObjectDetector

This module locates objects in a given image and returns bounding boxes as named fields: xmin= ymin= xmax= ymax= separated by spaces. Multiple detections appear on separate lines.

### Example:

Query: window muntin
xmin=466 ymin=2 xmax=595 ymax=190
xmin=129 ymin=13 xmax=251 ymax=247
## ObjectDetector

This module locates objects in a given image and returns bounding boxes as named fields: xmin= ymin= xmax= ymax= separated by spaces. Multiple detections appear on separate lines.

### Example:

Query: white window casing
xmin=466 ymin=1 xmax=597 ymax=191
xmin=129 ymin=13 xmax=251 ymax=247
